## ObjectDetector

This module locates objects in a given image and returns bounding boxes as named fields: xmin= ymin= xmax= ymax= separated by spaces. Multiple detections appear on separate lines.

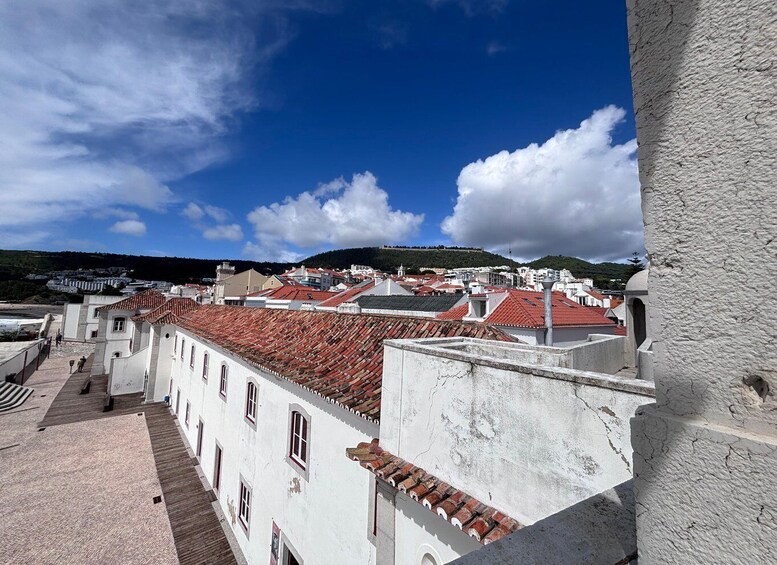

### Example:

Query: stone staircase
xmin=0 ymin=381 xmax=34 ymax=412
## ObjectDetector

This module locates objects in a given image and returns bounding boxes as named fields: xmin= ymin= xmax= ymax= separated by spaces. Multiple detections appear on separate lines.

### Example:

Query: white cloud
xmin=203 ymin=224 xmax=244 ymax=241
xmin=441 ymin=106 xmax=643 ymax=262
xmin=246 ymin=171 xmax=424 ymax=260
xmin=182 ymin=203 xmax=205 ymax=221
xmin=204 ymin=205 xmax=229 ymax=223
xmin=0 ymin=0 xmax=293 ymax=245
xmin=110 ymin=219 xmax=147 ymax=237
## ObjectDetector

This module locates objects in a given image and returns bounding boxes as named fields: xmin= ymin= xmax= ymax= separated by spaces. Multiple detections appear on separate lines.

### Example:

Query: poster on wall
xmin=270 ymin=521 xmax=280 ymax=565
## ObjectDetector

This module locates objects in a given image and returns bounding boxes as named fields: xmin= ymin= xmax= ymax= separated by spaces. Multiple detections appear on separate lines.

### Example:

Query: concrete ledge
xmin=385 ymin=338 xmax=655 ymax=397
xmin=447 ymin=482 xmax=636 ymax=565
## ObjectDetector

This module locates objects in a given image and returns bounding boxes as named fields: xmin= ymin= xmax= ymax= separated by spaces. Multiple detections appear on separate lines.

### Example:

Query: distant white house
xmin=61 ymin=295 xmax=125 ymax=342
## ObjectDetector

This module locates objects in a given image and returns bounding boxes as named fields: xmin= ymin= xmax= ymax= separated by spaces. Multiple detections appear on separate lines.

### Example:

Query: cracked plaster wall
xmin=627 ymin=0 xmax=776 ymax=562
xmin=380 ymin=344 xmax=653 ymax=532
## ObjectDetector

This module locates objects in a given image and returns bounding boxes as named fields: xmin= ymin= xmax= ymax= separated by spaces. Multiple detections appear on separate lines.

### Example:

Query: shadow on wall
xmin=447 ymin=481 xmax=637 ymax=565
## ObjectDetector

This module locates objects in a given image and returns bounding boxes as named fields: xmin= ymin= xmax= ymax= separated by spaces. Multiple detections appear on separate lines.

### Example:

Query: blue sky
xmin=0 ymin=0 xmax=643 ymax=263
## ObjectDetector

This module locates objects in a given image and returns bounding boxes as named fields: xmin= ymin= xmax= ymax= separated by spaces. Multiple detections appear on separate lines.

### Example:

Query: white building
xmin=91 ymin=291 xmax=167 ymax=375
xmin=439 ymin=289 xmax=618 ymax=346
xmin=348 ymin=335 xmax=653 ymax=564
xmin=107 ymin=306 xmax=508 ymax=564
xmin=61 ymin=295 xmax=125 ymax=341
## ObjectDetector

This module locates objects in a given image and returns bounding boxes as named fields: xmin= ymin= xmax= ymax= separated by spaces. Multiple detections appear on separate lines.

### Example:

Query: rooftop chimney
xmin=541 ymin=276 xmax=554 ymax=346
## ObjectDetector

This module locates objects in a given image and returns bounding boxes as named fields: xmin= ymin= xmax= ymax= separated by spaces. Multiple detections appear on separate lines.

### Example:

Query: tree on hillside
xmin=627 ymin=252 xmax=645 ymax=277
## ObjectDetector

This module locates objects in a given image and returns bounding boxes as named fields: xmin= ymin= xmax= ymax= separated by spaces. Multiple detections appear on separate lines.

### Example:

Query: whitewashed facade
xmin=168 ymin=328 xmax=379 ymax=565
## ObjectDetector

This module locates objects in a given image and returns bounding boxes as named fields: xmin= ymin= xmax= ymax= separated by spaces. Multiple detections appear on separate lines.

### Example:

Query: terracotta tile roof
xmin=437 ymin=289 xmax=616 ymax=329
xmin=437 ymin=303 xmax=469 ymax=321
xmin=585 ymin=290 xmax=607 ymax=301
xmin=176 ymin=306 xmax=512 ymax=422
xmin=133 ymin=297 xmax=201 ymax=325
xmin=615 ymin=325 xmax=627 ymax=336
xmin=96 ymin=290 xmax=166 ymax=312
xmin=317 ymin=281 xmax=374 ymax=308
xmin=347 ymin=439 xmax=522 ymax=543
xmin=250 ymin=286 xmax=335 ymax=301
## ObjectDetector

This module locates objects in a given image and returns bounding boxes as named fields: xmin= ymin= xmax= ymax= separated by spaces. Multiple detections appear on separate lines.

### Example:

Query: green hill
xmin=0 ymin=250 xmax=290 ymax=284
xmin=526 ymin=255 xmax=632 ymax=282
xmin=301 ymin=246 xmax=520 ymax=272
xmin=301 ymin=247 xmax=632 ymax=282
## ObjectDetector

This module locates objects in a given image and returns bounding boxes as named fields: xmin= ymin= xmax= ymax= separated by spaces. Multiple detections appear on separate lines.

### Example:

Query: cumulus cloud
xmin=203 ymin=224 xmax=244 ymax=241
xmin=0 ymin=0 xmax=292 ymax=246
xmin=204 ymin=205 xmax=229 ymax=223
xmin=110 ymin=219 xmax=147 ymax=237
xmin=245 ymin=172 xmax=424 ymax=260
xmin=182 ymin=202 xmax=239 ymax=240
xmin=182 ymin=203 xmax=205 ymax=221
xmin=441 ymin=106 xmax=643 ymax=262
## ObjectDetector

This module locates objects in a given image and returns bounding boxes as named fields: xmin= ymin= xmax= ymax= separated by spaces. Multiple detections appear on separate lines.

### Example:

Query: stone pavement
xmin=0 ymin=354 xmax=177 ymax=565
xmin=48 ymin=340 xmax=96 ymax=359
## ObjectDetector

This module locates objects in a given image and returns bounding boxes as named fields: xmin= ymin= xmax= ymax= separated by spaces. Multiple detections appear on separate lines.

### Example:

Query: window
xmin=189 ymin=345 xmax=195 ymax=368
xmin=219 ymin=364 xmax=228 ymax=398
xmin=93 ymin=309 xmax=99 ymax=318
xmin=180 ymin=339 xmax=185 ymax=360
xmin=174 ymin=335 xmax=177 ymax=354
xmin=245 ymin=381 xmax=257 ymax=422
xmin=202 ymin=353 xmax=209 ymax=381
xmin=283 ymin=540 xmax=303 ymax=565
xmin=113 ymin=317 xmax=126 ymax=332
xmin=185 ymin=401 xmax=190 ymax=427
xmin=90 ymin=330 xmax=98 ymax=339
xmin=289 ymin=410 xmax=309 ymax=470
xmin=213 ymin=443 xmax=223 ymax=493
xmin=238 ymin=479 xmax=251 ymax=532
xmin=175 ymin=389 xmax=180 ymax=415
xmin=196 ymin=419 xmax=204 ymax=458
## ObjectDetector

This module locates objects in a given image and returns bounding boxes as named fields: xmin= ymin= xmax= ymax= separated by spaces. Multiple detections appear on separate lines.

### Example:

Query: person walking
xmin=55 ymin=331 xmax=62 ymax=347
xmin=76 ymin=356 xmax=86 ymax=373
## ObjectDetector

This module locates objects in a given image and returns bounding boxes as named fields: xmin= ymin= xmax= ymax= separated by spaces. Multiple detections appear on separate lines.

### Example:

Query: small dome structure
xmin=625 ymin=269 xmax=648 ymax=293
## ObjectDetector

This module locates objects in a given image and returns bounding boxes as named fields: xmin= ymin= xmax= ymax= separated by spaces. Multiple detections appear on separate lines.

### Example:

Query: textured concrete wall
xmin=381 ymin=341 xmax=654 ymax=528
xmin=108 ymin=347 xmax=147 ymax=395
xmin=627 ymin=0 xmax=776 ymax=562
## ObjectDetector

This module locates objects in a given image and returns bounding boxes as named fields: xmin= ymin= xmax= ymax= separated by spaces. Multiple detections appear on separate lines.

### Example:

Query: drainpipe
xmin=541 ymin=276 xmax=554 ymax=346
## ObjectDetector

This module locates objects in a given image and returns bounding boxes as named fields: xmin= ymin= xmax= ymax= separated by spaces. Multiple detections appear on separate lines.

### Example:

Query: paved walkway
xmin=0 ymin=354 xmax=177 ymax=565
xmin=1 ymin=348 xmax=239 ymax=564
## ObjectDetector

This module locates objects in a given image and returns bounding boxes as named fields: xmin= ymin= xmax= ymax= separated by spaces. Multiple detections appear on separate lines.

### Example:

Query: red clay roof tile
xmin=347 ymin=439 xmax=522 ymax=544
xmin=176 ymin=306 xmax=512 ymax=422
xmin=437 ymin=289 xmax=616 ymax=329
xmin=133 ymin=297 xmax=201 ymax=325
xmin=96 ymin=290 xmax=166 ymax=312
xmin=317 ymin=281 xmax=374 ymax=308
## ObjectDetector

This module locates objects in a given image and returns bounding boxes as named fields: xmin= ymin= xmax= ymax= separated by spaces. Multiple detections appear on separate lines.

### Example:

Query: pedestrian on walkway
xmin=55 ymin=331 xmax=62 ymax=347
xmin=76 ymin=356 xmax=86 ymax=373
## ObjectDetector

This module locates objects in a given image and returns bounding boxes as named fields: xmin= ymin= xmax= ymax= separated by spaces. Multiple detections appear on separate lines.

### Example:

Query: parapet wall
xmin=380 ymin=338 xmax=654 ymax=525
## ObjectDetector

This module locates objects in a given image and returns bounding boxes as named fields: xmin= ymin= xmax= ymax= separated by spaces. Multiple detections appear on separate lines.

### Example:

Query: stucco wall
xmin=381 ymin=340 xmax=654 ymax=529
xmin=109 ymin=347 xmax=148 ymax=395
xmin=393 ymin=491 xmax=481 ymax=565
xmin=446 ymin=336 xmax=627 ymax=375
xmin=145 ymin=323 xmax=176 ymax=402
xmin=170 ymin=329 xmax=379 ymax=565
xmin=627 ymin=0 xmax=776 ymax=562
xmin=0 ymin=340 xmax=45 ymax=381
xmin=62 ymin=304 xmax=80 ymax=339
